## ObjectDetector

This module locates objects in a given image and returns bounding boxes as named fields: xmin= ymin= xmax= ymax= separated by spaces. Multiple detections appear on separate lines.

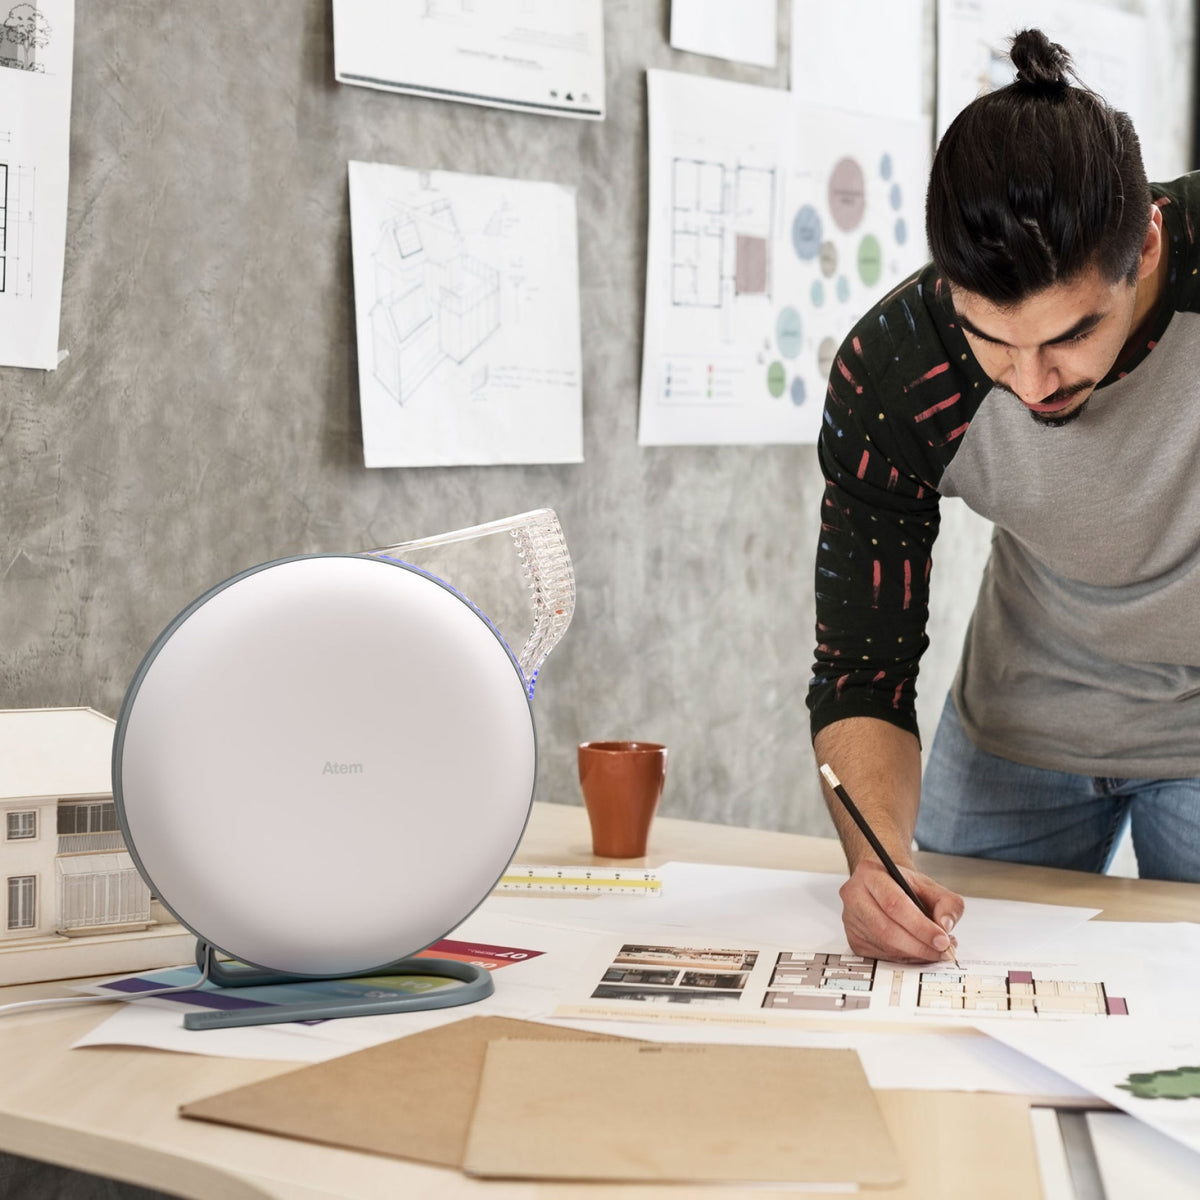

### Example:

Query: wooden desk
xmin=2 ymin=801 xmax=1197 ymax=1199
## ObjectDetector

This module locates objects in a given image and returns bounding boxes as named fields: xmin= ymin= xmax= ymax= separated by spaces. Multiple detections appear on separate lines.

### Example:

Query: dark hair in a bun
xmin=926 ymin=26 xmax=1149 ymax=303
xmin=1010 ymin=28 xmax=1073 ymax=94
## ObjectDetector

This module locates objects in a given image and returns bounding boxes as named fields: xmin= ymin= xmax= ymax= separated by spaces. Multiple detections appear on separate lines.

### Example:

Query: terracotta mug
xmin=577 ymin=741 xmax=668 ymax=858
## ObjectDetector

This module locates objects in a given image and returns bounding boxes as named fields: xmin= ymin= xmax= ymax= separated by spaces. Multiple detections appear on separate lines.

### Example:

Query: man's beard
xmin=995 ymin=380 xmax=1095 ymax=428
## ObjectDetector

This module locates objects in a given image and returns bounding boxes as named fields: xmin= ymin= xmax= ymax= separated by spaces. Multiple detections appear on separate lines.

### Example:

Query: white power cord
xmin=0 ymin=945 xmax=213 ymax=1018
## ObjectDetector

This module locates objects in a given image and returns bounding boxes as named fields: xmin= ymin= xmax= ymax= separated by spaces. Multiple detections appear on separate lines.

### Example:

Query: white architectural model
xmin=0 ymin=707 xmax=188 ymax=984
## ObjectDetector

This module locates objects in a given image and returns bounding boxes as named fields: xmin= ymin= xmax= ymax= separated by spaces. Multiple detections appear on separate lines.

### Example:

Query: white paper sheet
xmin=670 ymin=0 xmax=777 ymax=69
xmin=487 ymin=861 xmax=1101 ymax=958
xmin=333 ymin=0 xmax=605 ymax=120
xmin=638 ymin=69 xmax=930 ymax=446
xmin=982 ymin=1019 xmax=1200 ymax=1160
xmin=0 ymin=0 xmax=74 ymax=369
xmin=546 ymin=1013 xmax=1089 ymax=1097
xmin=1088 ymin=1111 xmax=1200 ymax=1200
xmin=348 ymin=161 xmax=583 ymax=467
xmin=789 ymin=0 xmax=924 ymax=121
xmin=935 ymin=0 xmax=1149 ymax=148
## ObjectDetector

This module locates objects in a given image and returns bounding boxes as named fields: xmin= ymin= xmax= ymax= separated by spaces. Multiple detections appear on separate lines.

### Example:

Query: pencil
xmin=819 ymin=763 xmax=960 ymax=968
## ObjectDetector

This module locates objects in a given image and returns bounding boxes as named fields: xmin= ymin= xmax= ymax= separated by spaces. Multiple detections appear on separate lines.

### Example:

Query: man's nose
xmin=1007 ymin=350 xmax=1058 ymax=404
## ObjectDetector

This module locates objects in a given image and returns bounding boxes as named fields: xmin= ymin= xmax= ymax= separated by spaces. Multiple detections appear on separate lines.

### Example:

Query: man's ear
xmin=1136 ymin=204 xmax=1164 ymax=282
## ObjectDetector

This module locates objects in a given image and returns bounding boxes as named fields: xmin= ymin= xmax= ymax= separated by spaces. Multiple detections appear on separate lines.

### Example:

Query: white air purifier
xmin=111 ymin=511 xmax=573 ymax=1028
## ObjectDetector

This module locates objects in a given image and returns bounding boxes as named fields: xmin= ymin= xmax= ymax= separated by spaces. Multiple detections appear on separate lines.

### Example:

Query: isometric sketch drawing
xmin=371 ymin=189 xmax=501 ymax=405
xmin=0 ymin=2 xmax=51 ymax=73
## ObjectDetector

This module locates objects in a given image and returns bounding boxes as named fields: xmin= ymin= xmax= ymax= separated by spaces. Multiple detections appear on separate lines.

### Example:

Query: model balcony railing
xmin=58 ymin=831 xmax=127 ymax=855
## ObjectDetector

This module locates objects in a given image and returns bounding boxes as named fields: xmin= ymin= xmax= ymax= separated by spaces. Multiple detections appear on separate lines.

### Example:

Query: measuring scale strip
xmin=496 ymin=866 xmax=662 ymax=895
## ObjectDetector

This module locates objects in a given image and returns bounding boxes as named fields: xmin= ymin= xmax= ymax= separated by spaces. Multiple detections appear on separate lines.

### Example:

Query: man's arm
xmin=814 ymin=716 xmax=962 ymax=962
xmin=807 ymin=295 xmax=985 ymax=959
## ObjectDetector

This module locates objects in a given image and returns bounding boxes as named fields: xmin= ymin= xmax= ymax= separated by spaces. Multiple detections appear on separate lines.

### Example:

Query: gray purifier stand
xmin=181 ymin=941 xmax=494 ymax=1030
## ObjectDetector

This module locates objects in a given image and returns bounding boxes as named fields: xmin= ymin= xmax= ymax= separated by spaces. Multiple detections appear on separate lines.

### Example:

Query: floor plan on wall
xmin=638 ymin=69 xmax=930 ymax=445
xmin=348 ymin=161 xmax=582 ymax=467
xmin=560 ymin=938 xmax=1139 ymax=1025
xmin=0 ymin=0 xmax=74 ymax=369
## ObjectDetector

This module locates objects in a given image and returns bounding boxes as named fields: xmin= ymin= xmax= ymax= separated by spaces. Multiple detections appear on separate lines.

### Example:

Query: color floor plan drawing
xmin=567 ymin=939 xmax=1138 ymax=1025
xmin=917 ymin=968 xmax=1128 ymax=1016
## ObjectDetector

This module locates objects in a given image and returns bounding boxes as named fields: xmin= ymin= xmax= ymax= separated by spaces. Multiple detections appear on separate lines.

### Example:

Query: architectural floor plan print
xmin=640 ymin=69 xmax=930 ymax=446
xmin=566 ymin=939 xmax=1139 ymax=1026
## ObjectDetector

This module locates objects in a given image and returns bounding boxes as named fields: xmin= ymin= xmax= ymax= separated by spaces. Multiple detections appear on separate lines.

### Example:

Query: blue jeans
xmin=915 ymin=694 xmax=1200 ymax=883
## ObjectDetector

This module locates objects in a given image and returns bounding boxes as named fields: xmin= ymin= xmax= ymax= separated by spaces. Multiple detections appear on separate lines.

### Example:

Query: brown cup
xmin=577 ymin=741 xmax=668 ymax=858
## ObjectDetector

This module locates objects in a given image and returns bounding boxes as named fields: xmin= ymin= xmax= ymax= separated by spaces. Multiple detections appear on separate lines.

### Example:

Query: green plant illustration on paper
xmin=1117 ymin=1067 xmax=1200 ymax=1100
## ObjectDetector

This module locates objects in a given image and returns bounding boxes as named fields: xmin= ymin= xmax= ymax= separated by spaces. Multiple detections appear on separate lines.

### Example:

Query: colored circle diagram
xmin=791 ymin=205 xmax=823 ymax=260
xmin=858 ymin=234 xmax=882 ymax=286
xmin=776 ymin=307 xmax=803 ymax=358
xmin=828 ymin=157 xmax=866 ymax=232
xmin=767 ymin=361 xmax=786 ymax=397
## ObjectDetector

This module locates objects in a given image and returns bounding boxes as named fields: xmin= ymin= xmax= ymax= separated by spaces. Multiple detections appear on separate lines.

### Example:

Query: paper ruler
xmin=496 ymin=865 xmax=662 ymax=896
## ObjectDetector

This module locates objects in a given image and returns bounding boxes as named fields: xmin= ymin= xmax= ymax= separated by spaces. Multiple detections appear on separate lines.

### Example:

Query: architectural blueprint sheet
xmin=333 ymin=0 xmax=605 ymax=120
xmin=670 ymin=0 xmax=777 ymax=69
xmin=556 ymin=935 xmax=1149 ymax=1026
xmin=936 ymin=0 xmax=1149 ymax=148
xmin=638 ymin=69 xmax=929 ymax=446
xmin=348 ymin=161 xmax=583 ymax=468
xmin=0 ymin=0 xmax=74 ymax=369
xmin=790 ymin=0 xmax=924 ymax=121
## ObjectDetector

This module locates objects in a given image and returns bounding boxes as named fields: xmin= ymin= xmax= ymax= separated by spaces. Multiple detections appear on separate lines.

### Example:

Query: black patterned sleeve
xmin=807 ymin=328 xmax=946 ymax=744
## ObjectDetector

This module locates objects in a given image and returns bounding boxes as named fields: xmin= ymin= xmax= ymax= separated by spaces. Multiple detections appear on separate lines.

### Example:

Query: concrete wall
xmin=0 ymin=0 xmax=1193 ymax=840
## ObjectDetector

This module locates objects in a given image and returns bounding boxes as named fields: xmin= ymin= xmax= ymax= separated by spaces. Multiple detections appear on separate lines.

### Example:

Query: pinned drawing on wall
xmin=790 ymin=0 xmax=924 ymax=121
xmin=638 ymin=70 xmax=929 ymax=446
xmin=348 ymin=162 xmax=583 ymax=467
xmin=670 ymin=0 xmax=777 ymax=69
xmin=332 ymin=0 xmax=605 ymax=120
xmin=0 ymin=0 xmax=73 ymax=370
xmin=936 ymin=1 xmax=1150 ymax=160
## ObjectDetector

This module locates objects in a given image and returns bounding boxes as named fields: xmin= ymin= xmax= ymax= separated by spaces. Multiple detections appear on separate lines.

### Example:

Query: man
xmin=808 ymin=28 xmax=1200 ymax=964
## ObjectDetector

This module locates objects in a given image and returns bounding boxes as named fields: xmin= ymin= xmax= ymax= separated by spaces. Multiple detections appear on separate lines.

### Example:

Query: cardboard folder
xmin=180 ymin=1016 xmax=629 ymax=1168
xmin=463 ymin=1039 xmax=904 ymax=1186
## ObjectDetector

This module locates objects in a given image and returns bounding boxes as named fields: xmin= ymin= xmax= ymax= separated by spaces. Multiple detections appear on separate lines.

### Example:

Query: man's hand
xmin=838 ymin=859 xmax=965 ymax=963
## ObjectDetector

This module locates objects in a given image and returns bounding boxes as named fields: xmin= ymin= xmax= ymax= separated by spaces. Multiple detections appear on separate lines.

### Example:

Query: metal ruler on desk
xmin=496 ymin=865 xmax=662 ymax=896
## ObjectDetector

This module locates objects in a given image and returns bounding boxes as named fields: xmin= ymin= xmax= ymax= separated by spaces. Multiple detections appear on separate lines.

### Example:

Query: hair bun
xmin=1010 ymin=28 xmax=1073 ymax=93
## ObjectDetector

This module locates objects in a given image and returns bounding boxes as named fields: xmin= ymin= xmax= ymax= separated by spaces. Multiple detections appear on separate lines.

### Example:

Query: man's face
xmin=952 ymin=264 xmax=1142 ymax=428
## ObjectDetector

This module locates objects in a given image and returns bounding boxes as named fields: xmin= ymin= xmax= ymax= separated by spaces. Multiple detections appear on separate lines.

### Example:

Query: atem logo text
xmin=322 ymin=762 xmax=364 ymax=775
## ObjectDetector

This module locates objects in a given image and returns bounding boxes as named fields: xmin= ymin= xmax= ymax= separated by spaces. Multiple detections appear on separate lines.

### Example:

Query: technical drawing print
xmin=370 ymin=187 xmax=501 ymax=406
xmin=640 ymin=69 xmax=930 ymax=447
xmin=0 ymin=3 xmax=51 ymax=73
xmin=348 ymin=159 xmax=582 ymax=467
xmin=670 ymin=157 xmax=776 ymax=309
xmin=574 ymin=939 xmax=1135 ymax=1022
xmin=762 ymin=951 xmax=876 ymax=1011
xmin=916 ymin=967 xmax=1128 ymax=1016
xmin=0 ymin=160 xmax=34 ymax=297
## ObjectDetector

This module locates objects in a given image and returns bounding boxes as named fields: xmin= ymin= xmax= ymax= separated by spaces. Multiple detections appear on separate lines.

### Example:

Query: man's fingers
xmin=859 ymin=867 xmax=950 ymax=953
xmin=839 ymin=861 xmax=966 ymax=963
